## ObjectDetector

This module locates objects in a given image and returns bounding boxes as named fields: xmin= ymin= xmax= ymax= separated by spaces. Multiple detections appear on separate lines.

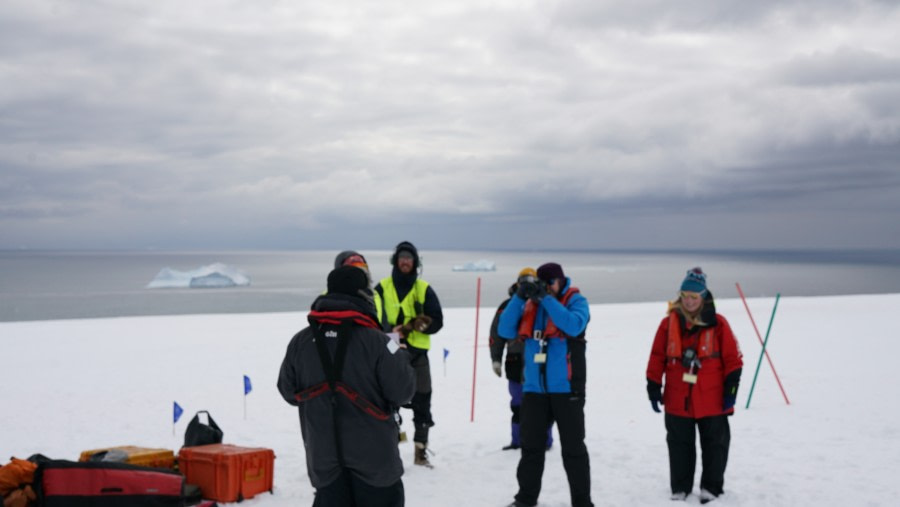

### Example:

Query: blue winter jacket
xmin=498 ymin=278 xmax=590 ymax=394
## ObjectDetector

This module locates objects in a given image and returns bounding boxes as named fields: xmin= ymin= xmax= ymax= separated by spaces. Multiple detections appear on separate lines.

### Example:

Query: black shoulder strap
xmin=312 ymin=320 xmax=353 ymax=386
xmin=311 ymin=319 xmax=353 ymax=468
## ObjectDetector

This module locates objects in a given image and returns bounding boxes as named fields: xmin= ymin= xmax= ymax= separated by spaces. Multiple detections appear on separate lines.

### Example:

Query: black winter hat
xmin=537 ymin=262 xmax=565 ymax=283
xmin=390 ymin=241 xmax=419 ymax=268
xmin=327 ymin=266 xmax=371 ymax=298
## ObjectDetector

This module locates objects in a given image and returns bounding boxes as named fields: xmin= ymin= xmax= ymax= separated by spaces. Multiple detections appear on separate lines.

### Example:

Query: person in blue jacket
xmin=498 ymin=262 xmax=593 ymax=507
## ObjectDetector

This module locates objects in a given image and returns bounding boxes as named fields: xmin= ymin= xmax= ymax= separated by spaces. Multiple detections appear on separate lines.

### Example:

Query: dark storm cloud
xmin=1 ymin=0 xmax=899 ymax=250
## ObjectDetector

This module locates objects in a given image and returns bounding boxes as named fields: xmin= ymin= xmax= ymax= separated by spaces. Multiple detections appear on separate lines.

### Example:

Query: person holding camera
xmin=489 ymin=268 xmax=554 ymax=451
xmin=645 ymin=267 xmax=743 ymax=504
xmin=497 ymin=262 xmax=592 ymax=507
xmin=374 ymin=241 xmax=444 ymax=468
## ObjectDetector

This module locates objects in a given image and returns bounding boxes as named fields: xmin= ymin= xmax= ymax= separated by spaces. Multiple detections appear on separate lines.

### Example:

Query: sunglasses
xmin=680 ymin=291 xmax=703 ymax=300
xmin=342 ymin=255 xmax=368 ymax=270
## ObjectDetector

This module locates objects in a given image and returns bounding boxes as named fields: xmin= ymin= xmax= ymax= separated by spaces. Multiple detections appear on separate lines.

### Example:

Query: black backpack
xmin=183 ymin=410 xmax=224 ymax=447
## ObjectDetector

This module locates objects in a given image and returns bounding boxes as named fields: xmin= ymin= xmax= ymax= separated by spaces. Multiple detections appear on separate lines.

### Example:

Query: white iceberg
xmin=451 ymin=260 xmax=497 ymax=272
xmin=146 ymin=263 xmax=250 ymax=289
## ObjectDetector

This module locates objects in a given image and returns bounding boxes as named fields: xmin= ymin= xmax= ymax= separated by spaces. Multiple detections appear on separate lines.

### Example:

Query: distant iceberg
xmin=452 ymin=260 xmax=497 ymax=272
xmin=146 ymin=263 xmax=250 ymax=289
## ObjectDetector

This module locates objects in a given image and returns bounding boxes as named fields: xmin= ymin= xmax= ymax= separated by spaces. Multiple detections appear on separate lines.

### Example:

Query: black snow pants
xmin=514 ymin=392 xmax=592 ymax=507
xmin=313 ymin=468 xmax=404 ymax=507
xmin=664 ymin=413 xmax=731 ymax=496
xmin=405 ymin=346 xmax=434 ymax=443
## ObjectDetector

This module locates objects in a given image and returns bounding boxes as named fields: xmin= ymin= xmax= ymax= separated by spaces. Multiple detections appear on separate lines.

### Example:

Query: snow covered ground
xmin=3 ymin=294 xmax=899 ymax=506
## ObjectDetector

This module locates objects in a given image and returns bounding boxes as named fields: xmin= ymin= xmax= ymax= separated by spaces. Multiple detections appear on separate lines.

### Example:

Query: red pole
xmin=470 ymin=277 xmax=482 ymax=422
xmin=735 ymin=283 xmax=790 ymax=405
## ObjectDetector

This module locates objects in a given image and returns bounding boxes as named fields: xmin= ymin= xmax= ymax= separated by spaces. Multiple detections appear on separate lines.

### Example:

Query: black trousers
xmin=406 ymin=347 xmax=434 ymax=443
xmin=664 ymin=413 xmax=731 ymax=496
xmin=313 ymin=469 xmax=404 ymax=507
xmin=514 ymin=392 xmax=592 ymax=507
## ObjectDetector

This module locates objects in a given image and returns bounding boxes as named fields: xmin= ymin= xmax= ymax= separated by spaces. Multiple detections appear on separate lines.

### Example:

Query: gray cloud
xmin=1 ymin=0 xmax=899 ymax=250
xmin=775 ymin=47 xmax=900 ymax=87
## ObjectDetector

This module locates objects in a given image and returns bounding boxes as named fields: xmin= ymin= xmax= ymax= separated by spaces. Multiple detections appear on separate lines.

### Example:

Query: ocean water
xmin=1 ymin=249 xmax=899 ymax=322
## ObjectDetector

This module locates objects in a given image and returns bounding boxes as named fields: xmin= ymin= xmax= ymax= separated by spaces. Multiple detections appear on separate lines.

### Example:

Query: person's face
xmin=680 ymin=291 xmax=703 ymax=313
xmin=545 ymin=278 xmax=561 ymax=296
xmin=397 ymin=252 xmax=415 ymax=274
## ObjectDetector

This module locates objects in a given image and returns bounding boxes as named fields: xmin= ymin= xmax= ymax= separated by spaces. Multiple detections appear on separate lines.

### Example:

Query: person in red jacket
xmin=646 ymin=267 xmax=743 ymax=504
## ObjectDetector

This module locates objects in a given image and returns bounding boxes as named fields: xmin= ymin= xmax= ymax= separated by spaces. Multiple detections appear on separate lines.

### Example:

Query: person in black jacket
xmin=278 ymin=266 xmax=416 ymax=507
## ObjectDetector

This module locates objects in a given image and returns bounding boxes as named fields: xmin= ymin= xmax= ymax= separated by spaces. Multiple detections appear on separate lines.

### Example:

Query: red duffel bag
xmin=34 ymin=460 xmax=184 ymax=507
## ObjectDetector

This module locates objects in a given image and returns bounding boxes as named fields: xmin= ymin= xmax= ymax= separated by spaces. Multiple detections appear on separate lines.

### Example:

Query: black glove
xmin=517 ymin=280 xmax=538 ymax=300
xmin=722 ymin=369 xmax=741 ymax=412
xmin=722 ymin=392 xmax=737 ymax=411
xmin=647 ymin=380 xmax=663 ymax=413
xmin=530 ymin=281 xmax=547 ymax=303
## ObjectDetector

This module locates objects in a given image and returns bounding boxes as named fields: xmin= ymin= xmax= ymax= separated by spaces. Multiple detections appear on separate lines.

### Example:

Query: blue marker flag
xmin=173 ymin=401 xmax=184 ymax=423
xmin=443 ymin=348 xmax=449 ymax=360
xmin=244 ymin=375 xmax=252 ymax=395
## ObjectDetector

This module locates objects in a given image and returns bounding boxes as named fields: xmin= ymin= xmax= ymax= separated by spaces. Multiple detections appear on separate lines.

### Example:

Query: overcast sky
xmin=2 ymin=0 xmax=899 ymax=251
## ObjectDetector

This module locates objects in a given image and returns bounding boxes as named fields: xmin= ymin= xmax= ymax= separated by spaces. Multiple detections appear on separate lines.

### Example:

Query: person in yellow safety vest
xmin=374 ymin=241 xmax=444 ymax=468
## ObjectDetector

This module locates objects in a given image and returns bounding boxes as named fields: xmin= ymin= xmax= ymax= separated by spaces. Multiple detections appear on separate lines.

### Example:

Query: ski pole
xmin=736 ymin=284 xmax=789 ymax=406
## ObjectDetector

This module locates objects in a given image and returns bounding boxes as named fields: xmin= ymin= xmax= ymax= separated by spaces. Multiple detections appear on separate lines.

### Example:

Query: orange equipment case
xmin=78 ymin=446 xmax=176 ymax=469
xmin=177 ymin=443 xmax=275 ymax=503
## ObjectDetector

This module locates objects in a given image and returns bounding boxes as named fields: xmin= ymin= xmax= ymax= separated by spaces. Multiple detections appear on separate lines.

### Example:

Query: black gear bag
xmin=183 ymin=410 xmax=223 ymax=448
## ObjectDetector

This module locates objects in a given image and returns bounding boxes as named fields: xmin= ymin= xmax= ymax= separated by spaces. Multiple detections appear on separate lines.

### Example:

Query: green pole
xmin=745 ymin=293 xmax=781 ymax=409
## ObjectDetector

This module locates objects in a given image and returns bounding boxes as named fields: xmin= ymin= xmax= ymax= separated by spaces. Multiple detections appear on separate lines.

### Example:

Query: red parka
xmin=646 ymin=297 xmax=743 ymax=419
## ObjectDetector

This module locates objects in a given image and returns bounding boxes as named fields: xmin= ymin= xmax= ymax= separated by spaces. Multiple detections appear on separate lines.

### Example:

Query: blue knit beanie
xmin=680 ymin=267 xmax=707 ymax=295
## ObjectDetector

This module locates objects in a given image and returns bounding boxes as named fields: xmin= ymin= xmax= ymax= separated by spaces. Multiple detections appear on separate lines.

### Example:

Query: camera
xmin=517 ymin=276 xmax=547 ymax=300
xmin=519 ymin=280 xmax=539 ymax=299
xmin=682 ymin=348 xmax=698 ymax=369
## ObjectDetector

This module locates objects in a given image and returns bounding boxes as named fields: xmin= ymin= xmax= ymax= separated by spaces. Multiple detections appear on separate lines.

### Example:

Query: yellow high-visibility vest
xmin=376 ymin=277 xmax=431 ymax=350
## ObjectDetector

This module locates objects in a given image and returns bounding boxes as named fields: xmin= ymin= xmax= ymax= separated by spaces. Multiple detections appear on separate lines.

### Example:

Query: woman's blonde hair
xmin=667 ymin=295 xmax=707 ymax=327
